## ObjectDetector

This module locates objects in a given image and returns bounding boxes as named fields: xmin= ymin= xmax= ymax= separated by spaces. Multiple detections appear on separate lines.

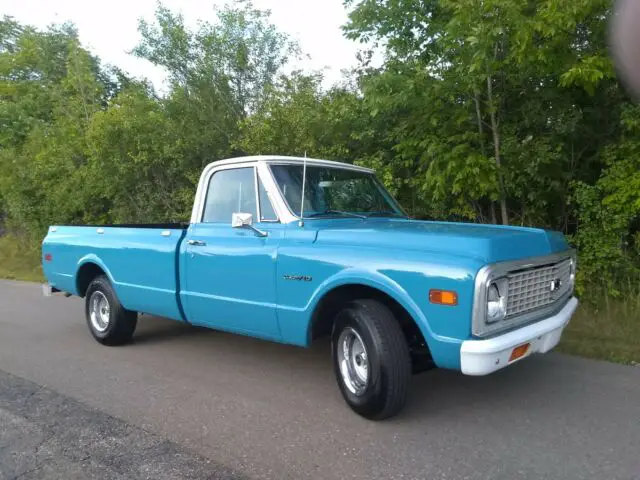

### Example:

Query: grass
xmin=0 ymin=234 xmax=44 ymax=283
xmin=559 ymin=293 xmax=640 ymax=365
xmin=0 ymin=233 xmax=637 ymax=364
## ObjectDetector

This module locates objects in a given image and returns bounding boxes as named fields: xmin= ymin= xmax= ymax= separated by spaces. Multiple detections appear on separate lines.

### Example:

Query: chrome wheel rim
xmin=337 ymin=327 xmax=369 ymax=396
xmin=89 ymin=291 xmax=110 ymax=333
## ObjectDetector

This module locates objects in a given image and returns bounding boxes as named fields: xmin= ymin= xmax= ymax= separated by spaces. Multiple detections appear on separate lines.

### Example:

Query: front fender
xmin=304 ymin=268 xmax=432 ymax=339
xmin=298 ymin=269 xmax=465 ymax=369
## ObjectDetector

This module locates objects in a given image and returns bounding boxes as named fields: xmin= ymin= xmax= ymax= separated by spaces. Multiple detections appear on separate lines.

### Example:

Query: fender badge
xmin=283 ymin=275 xmax=312 ymax=282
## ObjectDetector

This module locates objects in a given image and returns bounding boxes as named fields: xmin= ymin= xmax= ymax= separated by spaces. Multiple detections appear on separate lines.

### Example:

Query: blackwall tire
xmin=85 ymin=275 xmax=137 ymax=346
xmin=331 ymin=299 xmax=411 ymax=420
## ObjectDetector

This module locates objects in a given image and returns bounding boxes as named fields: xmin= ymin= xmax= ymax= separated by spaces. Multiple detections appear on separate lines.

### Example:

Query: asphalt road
xmin=0 ymin=280 xmax=639 ymax=480
xmin=0 ymin=370 xmax=242 ymax=480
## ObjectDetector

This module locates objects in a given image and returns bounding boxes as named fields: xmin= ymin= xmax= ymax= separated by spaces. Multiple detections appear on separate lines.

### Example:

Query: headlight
xmin=486 ymin=278 xmax=508 ymax=323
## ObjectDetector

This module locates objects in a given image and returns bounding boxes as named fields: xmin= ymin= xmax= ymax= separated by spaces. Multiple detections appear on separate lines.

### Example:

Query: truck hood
xmin=312 ymin=219 xmax=568 ymax=264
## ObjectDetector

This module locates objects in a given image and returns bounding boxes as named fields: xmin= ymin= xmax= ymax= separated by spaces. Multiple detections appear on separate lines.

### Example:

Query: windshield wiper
xmin=365 ymin=211 xmax=407 ymax=218
xmin=306 ymin=209 xmax=367 ymax=219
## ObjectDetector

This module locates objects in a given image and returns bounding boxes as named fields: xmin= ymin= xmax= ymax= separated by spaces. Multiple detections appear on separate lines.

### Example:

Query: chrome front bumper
xmin=460 ymin=297 xmax=579 ymax=376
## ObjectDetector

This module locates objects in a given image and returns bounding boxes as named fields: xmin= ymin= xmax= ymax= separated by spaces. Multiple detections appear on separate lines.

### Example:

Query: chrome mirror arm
xmin=246 ymin=224 xmax=268 ymax=237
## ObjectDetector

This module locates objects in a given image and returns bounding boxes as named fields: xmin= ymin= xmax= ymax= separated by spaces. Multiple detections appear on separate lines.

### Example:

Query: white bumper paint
xmin=460 ymin=297 xmax=579 ymax=376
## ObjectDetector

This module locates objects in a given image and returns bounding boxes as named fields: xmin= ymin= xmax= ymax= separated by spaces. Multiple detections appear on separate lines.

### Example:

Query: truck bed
xmin=42 ymin=224 xmax=188 ymax=321
xmin=63 ymin=223 xmax=189 ymax=229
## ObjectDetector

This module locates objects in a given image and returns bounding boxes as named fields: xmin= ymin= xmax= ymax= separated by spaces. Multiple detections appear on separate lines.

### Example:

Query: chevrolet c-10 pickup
xmin=42 ymin=155 xmax=578 ymax=419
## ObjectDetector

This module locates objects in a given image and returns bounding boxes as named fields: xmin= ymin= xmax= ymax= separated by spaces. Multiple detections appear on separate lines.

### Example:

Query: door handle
xmin=187 ymin=239 xmax=207 ymax=246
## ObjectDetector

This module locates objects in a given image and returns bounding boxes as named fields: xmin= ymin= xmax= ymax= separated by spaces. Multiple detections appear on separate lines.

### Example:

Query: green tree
xmin=1 ymin=1 xmax=639 ymax=300
xmin=0 ymin=18 xmax=108 ymax=231
xmin=83 ymin=86 xmax=189 ymax=223
xmin=344 ymin=0 xmax=619 ymax=227
xmin=572 ymin=105 xmax=640 ymax=295
xmin=132 ymin=1 xmax=298 ymax=171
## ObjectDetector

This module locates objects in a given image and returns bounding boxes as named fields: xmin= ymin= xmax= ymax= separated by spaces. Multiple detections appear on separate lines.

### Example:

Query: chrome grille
xmin=506 ymin=258 xmax=572 ymax=318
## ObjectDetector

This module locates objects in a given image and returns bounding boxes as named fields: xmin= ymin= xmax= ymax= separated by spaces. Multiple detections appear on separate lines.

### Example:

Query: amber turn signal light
xmin=509 ymin=343 xmax=530 ymax=362
xmin=429 ymin=289 xmax=458 ymax=306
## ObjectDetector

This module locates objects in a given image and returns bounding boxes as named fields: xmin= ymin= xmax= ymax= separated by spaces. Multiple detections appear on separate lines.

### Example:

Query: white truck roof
xmin=204 ymin=155 xmax=374 ymax=174
xmin=192 ymin=156 xmax=375 ymax=224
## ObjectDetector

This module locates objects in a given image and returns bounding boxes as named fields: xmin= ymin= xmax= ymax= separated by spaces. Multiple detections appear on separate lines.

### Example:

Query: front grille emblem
xmin=549 ymin=278 xmax=562 ymax=292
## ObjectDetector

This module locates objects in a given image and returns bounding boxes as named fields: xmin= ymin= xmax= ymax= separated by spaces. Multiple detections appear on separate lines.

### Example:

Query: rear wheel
xmin=331 ymin=299 xmax=411 ymax=420
xmin=85 ymin=275 xmax=137 ymax=346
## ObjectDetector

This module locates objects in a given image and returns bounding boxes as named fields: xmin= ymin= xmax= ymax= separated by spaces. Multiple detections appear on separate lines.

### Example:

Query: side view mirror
xmin=232 ymin=212 xmax=253 ymax=228
xmin=231 ymin=212 xmax=268 ymax=237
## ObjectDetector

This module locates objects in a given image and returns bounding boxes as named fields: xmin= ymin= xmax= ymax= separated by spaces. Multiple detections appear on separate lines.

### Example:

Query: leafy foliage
xmin=571 ymin=105 xmax=640 ymax=296
xmin=0 ymin=0 xmax=639 ymax=297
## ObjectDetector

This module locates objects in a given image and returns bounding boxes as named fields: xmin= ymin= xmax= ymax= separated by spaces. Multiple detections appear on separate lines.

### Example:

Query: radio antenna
xmin=299 ymin=152 xmax=307 ymax=227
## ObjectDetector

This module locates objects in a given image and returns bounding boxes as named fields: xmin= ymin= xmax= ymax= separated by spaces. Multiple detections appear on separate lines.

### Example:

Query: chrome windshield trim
xmin=201 ymin=155 xmax=374 ymax=175
xmin=253 ymin=165 xmax=261 ymax=223
xmin=370 ymin=176 xmax=409 ymax=218
xmin=472 ymin=250 xmax=576 ymax=337
xmin=264 ymin=157 xmax=374 ymax=173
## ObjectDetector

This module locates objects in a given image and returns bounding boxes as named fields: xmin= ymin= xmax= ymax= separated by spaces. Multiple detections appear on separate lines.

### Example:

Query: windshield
xmin=270 ymin=164 xmax=406 ymax=218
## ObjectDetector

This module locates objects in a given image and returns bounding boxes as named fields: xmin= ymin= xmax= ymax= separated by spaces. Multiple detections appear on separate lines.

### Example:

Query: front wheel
xmin=332 ymin=299 xmax=411 ymax=420
xmin=85 ymin=275 xmax=137 ymax=346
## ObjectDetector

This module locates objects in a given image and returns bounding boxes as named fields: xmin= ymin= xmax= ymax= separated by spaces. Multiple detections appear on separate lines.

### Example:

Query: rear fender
xmin=75 ymin=254 xmax=117 ymax=296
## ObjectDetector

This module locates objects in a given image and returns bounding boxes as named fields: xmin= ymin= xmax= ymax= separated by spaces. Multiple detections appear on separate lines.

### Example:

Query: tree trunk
xmin=475 ymin=90 xmax=498 ymax=226
xmin=71 ymin=50 xmax=91 ymax=126
xmin=473 ymin=90 xmax=486 ymax=157
xmin=486 ymin=75 xmax=508 ymax=225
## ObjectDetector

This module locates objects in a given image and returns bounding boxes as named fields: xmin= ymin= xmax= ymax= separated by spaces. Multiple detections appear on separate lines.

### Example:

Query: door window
xmin=202 ymin=167 xmax=257 ymax=223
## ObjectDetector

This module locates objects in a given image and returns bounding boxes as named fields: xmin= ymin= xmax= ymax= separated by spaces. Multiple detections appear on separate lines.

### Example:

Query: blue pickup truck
xmin=42 ymin=156 xmax=578 ymax=419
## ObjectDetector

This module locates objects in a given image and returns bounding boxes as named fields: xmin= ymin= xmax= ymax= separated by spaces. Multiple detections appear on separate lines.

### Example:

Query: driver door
xmin=181 ymin=165 xmax=281 ymax=340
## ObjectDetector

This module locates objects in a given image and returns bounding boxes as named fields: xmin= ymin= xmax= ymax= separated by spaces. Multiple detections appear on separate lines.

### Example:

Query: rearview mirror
xmin=231 ymin=212 xmax=268 ymax=237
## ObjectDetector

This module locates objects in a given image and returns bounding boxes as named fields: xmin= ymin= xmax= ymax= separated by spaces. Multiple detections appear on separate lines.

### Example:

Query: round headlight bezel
xmin=486 ymin=277 xmax=508 ymax=323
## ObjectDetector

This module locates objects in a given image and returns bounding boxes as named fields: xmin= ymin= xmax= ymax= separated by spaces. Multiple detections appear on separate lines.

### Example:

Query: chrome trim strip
xmin=371 ymin=175 xmax=409 ymax=218
xmin=472 ymin=250 xmax=576 ymax=337
xmin=253 ymin=166 xmax=261 ymax=223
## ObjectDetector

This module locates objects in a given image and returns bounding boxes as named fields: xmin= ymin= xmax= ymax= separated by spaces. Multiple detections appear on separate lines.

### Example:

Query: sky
xmin=2 ymin=0 xmax=365 ymax=91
